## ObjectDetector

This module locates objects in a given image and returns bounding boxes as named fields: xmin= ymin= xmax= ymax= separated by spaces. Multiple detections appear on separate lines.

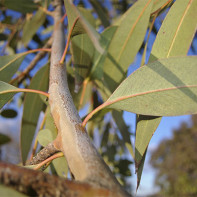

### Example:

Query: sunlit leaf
xmin=21 ymin=64 xmax=49 ymax=163
xmin=0 ymin=54 xmax=25 ymax=83
xmin=152 ymin=0 xmax=172 ymax=14
xmin=105 ymin=56 xmax=197 ymax=116
xmin=135 ymin=0 xmax=197 ymax=188
xmin=22 ymin=8 xmax=46 ymax=46
xmin=52 ymin=156 xmax=68 ymax=178
xmin=103 ymin=0 xmax=153 ymax=92
xmin=0 ymin=81 xmax=18 ymax=109
xmin=37 ymin=129 xmax=55 ymax=147
xmin=150 ymin=0 xmax=197 ymax=61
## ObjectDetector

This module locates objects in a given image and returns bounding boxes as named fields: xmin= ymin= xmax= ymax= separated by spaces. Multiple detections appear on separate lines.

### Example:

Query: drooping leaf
xmin=0 ymin=185 xmax=28 ymax=197
xmin=0 ymin=109 xmax=17 ymax=118
xmin=112 ymin=111 xmax=134 ymax=159
xmin=135 ymin=0 xmax=197 ymax=188
xmin=103 ymin=56 xmax=197 ymax=116
xmin=70 ymin=8 xmax=95 ymax=91
xmin=103 ymin=0 xmax=153 ymax=92
xmin=64 ymin=0 xmax=104 ymax=54
xmin=1 ymin=0 xmax=37 ymax=14
xmin=0 ymin=54 xmax=25 ymax=83
xmin=150 ymin=0 xmax=197 ymax=61
xmin=89 ymin=0 xmax=110 ymax=28
xmin=0 ymin=133 xmax=11 ymax=145
xmin=22 ymin=8 xmax=46 ymax=46
xmin=152 ymin=0 xmax=172 ymax=14
xmin=0 ymin=81 xmax=18 ymax=109
xmin=21 ymin=64 xmax=49 ymax=163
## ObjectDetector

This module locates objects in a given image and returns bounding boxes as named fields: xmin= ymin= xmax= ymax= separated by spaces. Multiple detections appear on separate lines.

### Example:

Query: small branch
xmin=27 ymin=142 xmax=60 ymax=165
xmin=0 ymin=162 xmax=122 ymax=197
xmin=59 ymin=16 xmax=79 ymax=64
xmin=33 ymin=152 xmax=63 ymax=170
xmin=10 ymin=39 xmax=52 ymax=85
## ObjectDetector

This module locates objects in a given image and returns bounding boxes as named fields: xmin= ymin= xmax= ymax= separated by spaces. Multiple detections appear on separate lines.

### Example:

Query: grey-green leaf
xmin=103 ymin=0 xmax=153 ymax=92
xmin=106 ymin=56 xmax=197 ymax=116
xmin=21 ymin=64 xmax=49 ymax=163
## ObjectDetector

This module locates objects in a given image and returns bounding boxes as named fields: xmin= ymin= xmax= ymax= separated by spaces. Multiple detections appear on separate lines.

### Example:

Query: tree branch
xmin=0 ymin=162 xmax=122 ymax=197
xmin=49 ymin=0 xmax=130 ymax=196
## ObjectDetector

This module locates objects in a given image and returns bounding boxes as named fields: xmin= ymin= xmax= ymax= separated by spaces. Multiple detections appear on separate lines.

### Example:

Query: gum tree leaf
xmin=0 ymin=185 xmax=28 ymax=197
xmin=0 ymin=54 xmax=25 ymax=83
xmin=22 ymin=8 xmax=46 ymax=46
xmin=135 ymin=0 xmax=197 ymax=188
xmin=0 ymin=133 xmax=11 ymax=145
xmin=104 ymin=56 xmax=197 ymax=116
xmin=2 ymin=0 xmax=37 ymax=14
xmin=0 ymin=81 xmax=18 ymax=109
xmin=103 ymin=0 xmax=153 ymax=92
xmin=21 ymin=64 xmax=49 ymax=163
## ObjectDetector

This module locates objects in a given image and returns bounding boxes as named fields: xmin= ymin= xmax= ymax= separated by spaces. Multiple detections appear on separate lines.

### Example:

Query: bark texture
xmin=48 ymin=0 xmax=130 ymax=196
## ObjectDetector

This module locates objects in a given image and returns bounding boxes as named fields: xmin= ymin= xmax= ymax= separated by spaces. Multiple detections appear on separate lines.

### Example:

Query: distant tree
xmin=151 ymin=115 xmax=197 ymax=196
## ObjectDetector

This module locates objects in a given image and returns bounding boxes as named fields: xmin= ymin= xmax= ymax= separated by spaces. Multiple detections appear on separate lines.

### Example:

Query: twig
xmin=27 ymin=142 xmax=60 ymax=165
xmin=11 ymin=37 xmax=53 ymax=85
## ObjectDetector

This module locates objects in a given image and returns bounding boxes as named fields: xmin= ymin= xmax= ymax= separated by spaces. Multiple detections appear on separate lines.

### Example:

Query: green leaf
xmin=0 ymin=185 xmax=28 ymax=197
xmin=105 ymin=56 xmax=197 ymax=116
xmin=0 ymin=54 xmax=25 ymax=83
xmin=64 ymin=0 xmax=104 ymax=54
xmin=91 ymin=26 xmax=117 ymax=82
xmin=0 ymin=133 xmax=11 ymax=145
xmin=2 ymin=0 xmax=37 ymax=14
xmin=0 ymin=109 xmax=17 ymax=118
xmin=103 ymin=0 xmax=153 ymax=92
xmin=22 ymin=8 xmax=46 ymax=46
xmin=70 ymin=8 xmax=95 ymax=91
xmin=0 ymin=81 xmax=18 ymax=109
xmin=89 ymin=0 xmax=110 ymax=27
xmin=52 ymin=156 xmax=68 ymax=178
xmin=112 ymin=111 xmax=134 ymax=159
xmin=21 ymin=64 xmax=49 ymax=163
xmin=37 ymin=129 xmax=55 ymax=147
xmin=135 ymin=0 xmax=197 ymax=188
xmin=152 ymin=0 xmax=172 ymax=13
xmin=150 ymin=0 xmax=197 ymax=61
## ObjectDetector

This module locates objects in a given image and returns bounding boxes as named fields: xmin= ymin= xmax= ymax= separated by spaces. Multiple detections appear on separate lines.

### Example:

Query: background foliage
xmin=0 ymin=0 xmax=196 ymax=196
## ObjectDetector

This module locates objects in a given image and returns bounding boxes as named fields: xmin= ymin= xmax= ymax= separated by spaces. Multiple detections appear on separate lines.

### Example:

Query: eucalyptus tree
xmin=0 ymin=0 xmax=196 ymax=196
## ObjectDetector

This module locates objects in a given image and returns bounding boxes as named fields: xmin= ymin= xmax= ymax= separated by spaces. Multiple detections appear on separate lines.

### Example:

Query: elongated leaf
xmin=52 ymin=156 xmax=68 ymax=178
xmin=21 ymin=64 xmax=49 ymax=163
xmin=112 ymin=111 xmax=134 ymax=158
xmin=106 ymin=56 xmax=197 ymax=116
xmin=152 ymin=0 xmax=172 ymax=13
xmin=89 ymin=0 xmax=110 ymax=27
xmin=22 ymin=8 xmax=46 ymax=46
xmin=150 ymin=0 xmax=197 ymax=61
xmin=2 ymin=0 xmax=37 ymax=14
xmin=0 ymin=133 xmax=11 ymax=145
xmin=0 ymin=54 xmax=25 ymax=83
xmin=64 ymin=0 xmax=104 ymax=54
xmin=70 ymin=8 xmax=95 ymax=91
xmin=103 ymin=0 xmax=153 ymax=92
xmin=91 ymin=26 xmax=117 ymax=82
xmin=135 ymin=0 xmax=197 ymax=188
xmin=0 ymin=185 xmax=28 ymax=197
xmin=0 ymin=81 xmax=18 ymax=109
